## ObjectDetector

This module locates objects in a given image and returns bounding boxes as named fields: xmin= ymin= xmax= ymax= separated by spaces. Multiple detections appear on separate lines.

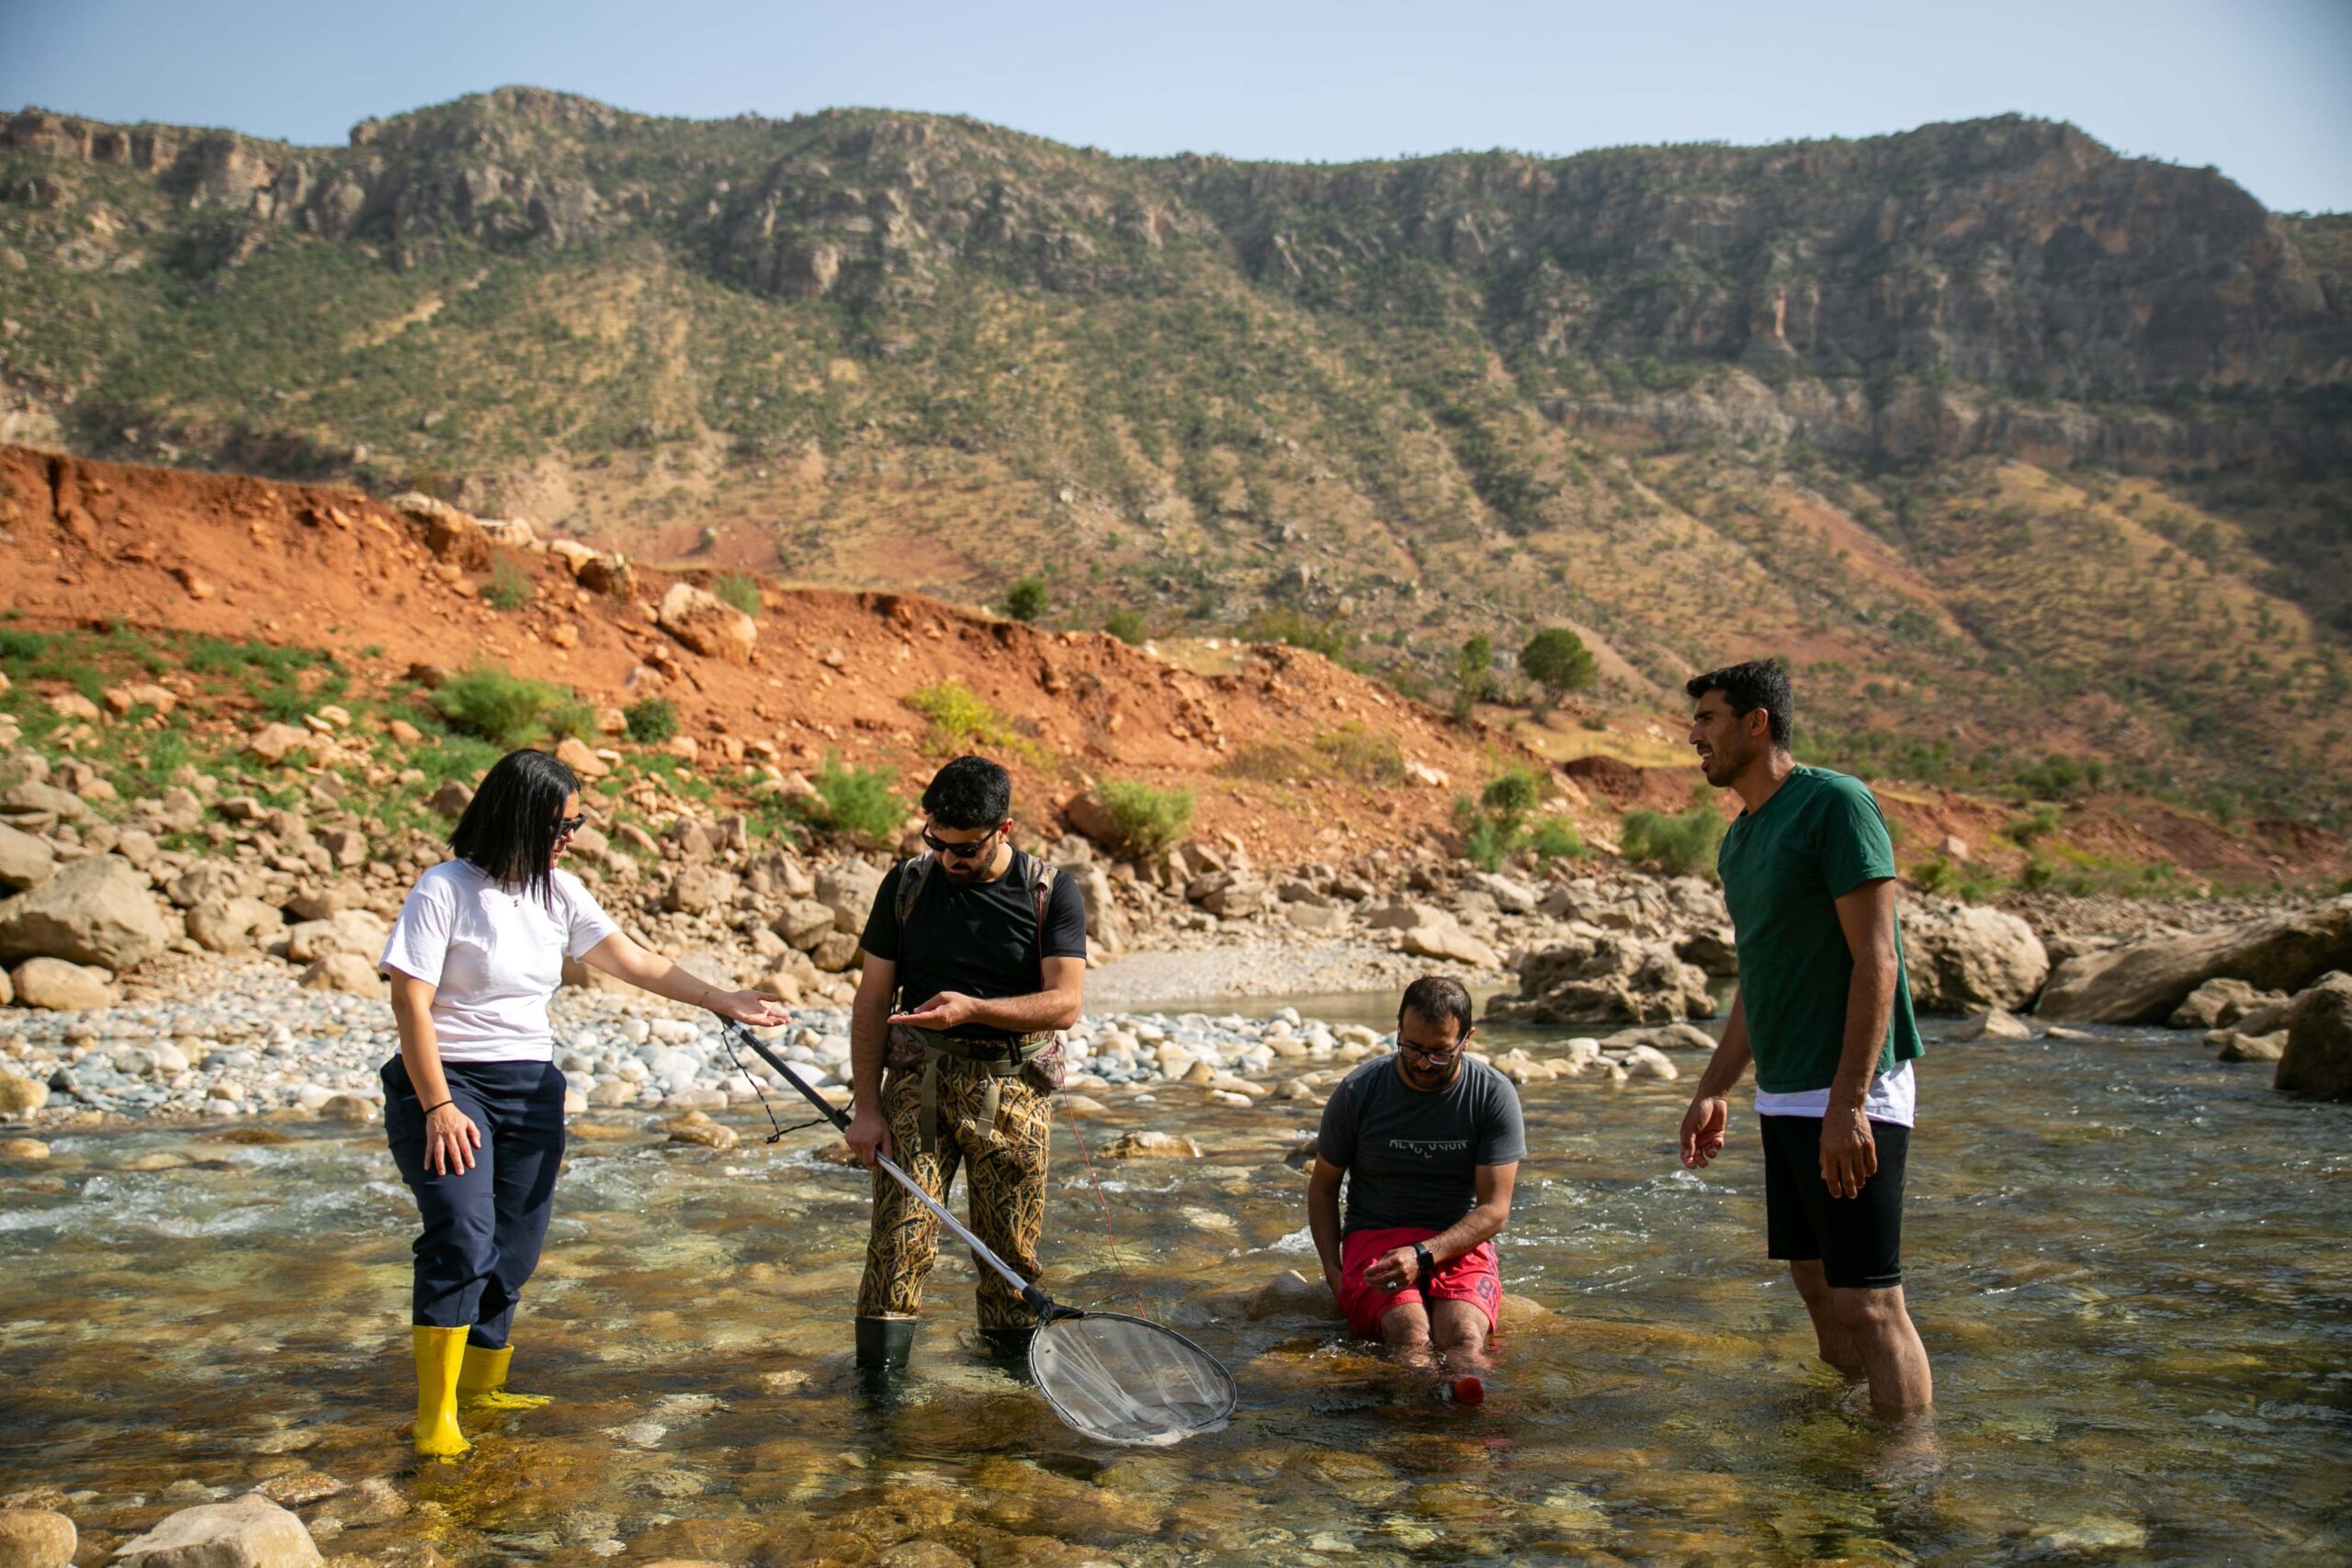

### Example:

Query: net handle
xmin=722 ymin=1021 xmax=1057 ymax=1317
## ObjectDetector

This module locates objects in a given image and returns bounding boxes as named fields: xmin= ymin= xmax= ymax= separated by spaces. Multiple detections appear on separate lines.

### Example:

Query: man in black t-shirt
xmin=1308 ymin=976 xmax=1524 ymax=1393
xmin=842 ymin=755 xmax=1088 ymax=1375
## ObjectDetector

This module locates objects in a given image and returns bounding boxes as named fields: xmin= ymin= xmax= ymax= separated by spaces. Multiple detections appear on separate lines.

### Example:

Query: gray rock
xmin=2168 ymin=976 xmax=2287 ymax=1032
xmin=10 ymin=957 xmax=117 ymax=1011
xmin=1951 ymin=1006 xmax=2034 ymax=1042
xmin=299 ymin=953 xmax=381 ymax=996
xmin=1902 ymin=897 xmax=2050 ymax=1012
xmin=108 ymin=1492 xmax=322 ymax=1568
xmin=816 ymin=860 xmax=885 ymax=932
xmin=1399 ymin=920 xmax=1501 ymax=968
xmin=1 ymin=782 xmax=86 ymax=823
xmin=2217 ymin=1030 xmax=2287 ymax=1063
xmin=0 ymin=824 xmax=56 ymax=892
xmin=2276 ymin=972 xmax=2352 ymax=1100
xmin=770 ymin=897 xmax=837 ymax=950
xmin=186 ymin=897 xmax=285 ymax=954
xmin=2039 ymin=898 xmax=2352 ymax=1025
xmin=663 ymin=864 xmax=736 ymax=915
xmin=0 ymin=854 xmax=172 ymax=971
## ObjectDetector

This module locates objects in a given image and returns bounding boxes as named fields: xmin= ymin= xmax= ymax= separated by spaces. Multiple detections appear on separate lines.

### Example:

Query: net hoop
xmin=1028 ymin=1310 xmax=1238 ymax=1447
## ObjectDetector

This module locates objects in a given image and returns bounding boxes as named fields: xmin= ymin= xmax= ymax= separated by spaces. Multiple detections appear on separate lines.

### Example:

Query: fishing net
xmin=1029 ymin=1311 xmax=1237 ymax=1446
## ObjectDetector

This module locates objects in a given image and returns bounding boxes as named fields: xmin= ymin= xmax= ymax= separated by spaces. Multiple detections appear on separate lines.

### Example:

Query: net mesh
xmin=1028 ymin=1312 xmax=1237 ymax=1447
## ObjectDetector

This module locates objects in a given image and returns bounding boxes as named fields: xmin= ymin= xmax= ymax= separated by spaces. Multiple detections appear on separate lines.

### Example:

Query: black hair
xmin=1398 ymin=976 xmax=1475 ymax=1043
xmin=1686 ymin=659 xmax=1793 ymax=749
xmin=922 ymin=754 xmax=1012 ymax=830
xmin=447 ymin=749 xmax=580 ymax=905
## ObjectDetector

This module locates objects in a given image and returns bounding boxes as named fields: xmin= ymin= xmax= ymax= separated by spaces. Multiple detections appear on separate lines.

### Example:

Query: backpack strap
xmin=891 ymin=852 xmax=936 ymax=1011
xmin=1025 ymin=854 xmax=1058 ymax=976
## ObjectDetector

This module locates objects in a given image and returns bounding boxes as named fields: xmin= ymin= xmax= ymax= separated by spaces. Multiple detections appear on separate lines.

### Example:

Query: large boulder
xmin=1487 ymin=934 xmax=1717 ymax=1026
xmin=1398 ymin=919 xmax=1501 ymax=969
xmin=12 ymin=958 xmax=116 ymax=1010
xmin=1901 ymin=897 xmax=2050 ymax=1012
xmin=662 ymin=865 xmax=736 ymax=916
xmin=300 ymin=953 xmax=382 ymax=996
xmin=186 ymin=897 xmax=285 ymax=954
xmin=2275 ymin=972 xmax=2352 ymax=1101
xmin=770 ymin=897 xmax=838 ymax=951
xmin=817 ymin=861 xmax=886 ymax=933
xmin=2039 ymin=898 xmax=2352 ymax=1025
xmin=109 ymin=1492 xmax=321 ymax=1568
xmin=284 ymin=909 xmax=390 ymax=964
xmin=0 ymin=854 xmax=171 ymax=971
xmin=0 ymin=824 xmax=56 ymax=892
xmin=658 ymin=582 xmax=757 ymax=664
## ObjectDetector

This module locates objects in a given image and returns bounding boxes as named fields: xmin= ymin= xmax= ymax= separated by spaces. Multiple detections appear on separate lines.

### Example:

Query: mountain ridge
xmin=3 ymin=91 xmax=2346 ymax=828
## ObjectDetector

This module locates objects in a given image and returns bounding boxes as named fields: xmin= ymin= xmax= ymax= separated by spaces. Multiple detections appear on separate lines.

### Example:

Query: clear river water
xmin=2 ymin=1009 xmax=2347 ymax=1566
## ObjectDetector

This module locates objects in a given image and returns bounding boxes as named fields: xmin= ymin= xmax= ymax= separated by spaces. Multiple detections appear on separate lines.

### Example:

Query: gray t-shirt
xmin=1317 ymin=1055 xmax=1526 ymax=1234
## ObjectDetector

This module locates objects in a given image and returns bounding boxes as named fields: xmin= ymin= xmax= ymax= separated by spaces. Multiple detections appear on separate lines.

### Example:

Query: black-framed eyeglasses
xmin=922 ymin=826 xmax=1000 ymax=861
xmin=1400 ymin=1040 xmax=1464 ymax=1066
xmin=552 ymin=815 xmax=587 ymax=838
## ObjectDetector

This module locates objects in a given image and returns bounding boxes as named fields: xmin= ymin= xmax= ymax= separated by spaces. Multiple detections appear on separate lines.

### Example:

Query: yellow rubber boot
xmin=458 ymin=1343 xmax=550 ymax=1411
xmin=413 ymin=1325 xmax=471 ymax=1458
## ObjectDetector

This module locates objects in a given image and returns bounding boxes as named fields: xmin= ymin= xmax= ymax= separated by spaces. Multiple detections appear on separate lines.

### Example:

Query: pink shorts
xmin=1337 ymin=1225 xmax=1501 ymax=1338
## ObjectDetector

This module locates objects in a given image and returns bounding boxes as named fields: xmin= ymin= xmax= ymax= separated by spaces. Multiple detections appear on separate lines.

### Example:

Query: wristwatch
xmin=1412 ymin=1243 xmax=1435 ymax=1283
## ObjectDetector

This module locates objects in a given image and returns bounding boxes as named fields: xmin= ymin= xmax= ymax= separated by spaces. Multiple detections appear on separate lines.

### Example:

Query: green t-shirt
xmin=1716 ymin=765 xmax=1924 ymax=1094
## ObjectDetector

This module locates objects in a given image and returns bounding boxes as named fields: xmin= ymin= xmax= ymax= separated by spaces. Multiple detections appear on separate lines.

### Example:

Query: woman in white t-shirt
xmin=379 ymin=748 xmax=786 ymax=1458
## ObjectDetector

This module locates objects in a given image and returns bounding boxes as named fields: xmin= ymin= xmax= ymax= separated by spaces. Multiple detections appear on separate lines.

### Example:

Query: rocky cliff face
xmin=7 ymin=96 xmax=2344 ymax=404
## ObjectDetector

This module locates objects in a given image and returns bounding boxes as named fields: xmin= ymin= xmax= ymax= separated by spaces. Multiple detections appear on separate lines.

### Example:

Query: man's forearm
xmin=962 ymin=987 xmax=1083 ymax=1033
xmin=1829 ymin=955 xmax=1897 ymax=1111
xmin=1307 ymin=1179 xmax=1344 ymax=1283
xmin=850 ymin=995 xmax=888 ymax=1100
xmin=1422 ymin=1201 xmax=1508 ymax=1266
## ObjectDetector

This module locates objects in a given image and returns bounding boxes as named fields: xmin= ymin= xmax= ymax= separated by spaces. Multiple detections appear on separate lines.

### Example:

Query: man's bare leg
xmin=1789 ymin=1260 xmax=1866 ymax=1378
xmin=1428 ymin=1299 xmax=1492 ymax=1375
xmin=1376 ymin=1301 xmax=1436 ymax=1370
xmin=1830 ymin=1284 xmax=1932 ymax=1416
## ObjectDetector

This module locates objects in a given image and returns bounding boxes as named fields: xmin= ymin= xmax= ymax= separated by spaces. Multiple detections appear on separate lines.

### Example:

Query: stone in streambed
xmin=2276 ymin=971 xmax=2352 ymax=1101
xmin=0 ymin=1507 xmax=77 ymax=1568
xmin=1951 ymin=1007 xmax=2033 ymax=1042
xmin=1248 ymin=1269 xmax=1340 ymax=1320
xmin=1102 ymin=1131 xmax=1202 ymax=1159
xmin=2170 ymin=976 xmax=2288 ymax=1032
xmin=665 ymin=1111 xmax=740 ymax=1151
xmin=318 ymin=1093 xmax=378 ymax=1124
xmin=0 ymin=1138 xmax=49 ymax=1161
xmin=0 ymin=1072 xmax=47 ymax=1116
xmin=9 ymin=957 xmax=116 ymax=1010
xmin=109 ymin=1493 xmax=322 ymax=1568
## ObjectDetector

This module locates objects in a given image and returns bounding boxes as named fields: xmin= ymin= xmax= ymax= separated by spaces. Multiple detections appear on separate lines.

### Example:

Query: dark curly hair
xmin=922 ymin=754 xmax=1012 ymax=830
xmin=1686 ymin=659 xmax=1793 ymax=748
xmin=1399 ymin=975 xmax=1476 ymax=1043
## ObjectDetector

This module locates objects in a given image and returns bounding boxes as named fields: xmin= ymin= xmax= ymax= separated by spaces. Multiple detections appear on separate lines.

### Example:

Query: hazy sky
xmin=6 ymin=0 xmax=2347 ymax=212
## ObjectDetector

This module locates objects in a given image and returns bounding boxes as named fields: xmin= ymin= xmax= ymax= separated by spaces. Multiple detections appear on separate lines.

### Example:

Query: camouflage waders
xmin=856 ymin=1032 xmax=1051 ymax=1334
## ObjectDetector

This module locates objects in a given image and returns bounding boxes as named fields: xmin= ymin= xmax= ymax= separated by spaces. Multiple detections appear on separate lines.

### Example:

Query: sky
xmin=4 ymin=0 xmax=2348 ymax=212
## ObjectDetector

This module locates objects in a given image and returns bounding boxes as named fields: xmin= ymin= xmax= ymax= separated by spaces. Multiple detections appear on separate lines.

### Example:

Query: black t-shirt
xmin=858 ymin=850 xmax=1089 ymax=1041
xmin=1317 ymin=1055 xmax=1525 ymax=1234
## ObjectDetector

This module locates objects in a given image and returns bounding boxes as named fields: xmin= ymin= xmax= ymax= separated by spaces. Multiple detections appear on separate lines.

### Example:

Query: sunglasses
xmin=922 ymin=827 xmax=1000 ymax=861
xmin=552 ymin=815 xmax=587 ymax=838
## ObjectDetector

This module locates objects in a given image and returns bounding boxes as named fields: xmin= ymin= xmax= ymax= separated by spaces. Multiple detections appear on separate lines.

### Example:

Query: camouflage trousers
xmin=856 ymin=1061 xmax=1049 ymax=1331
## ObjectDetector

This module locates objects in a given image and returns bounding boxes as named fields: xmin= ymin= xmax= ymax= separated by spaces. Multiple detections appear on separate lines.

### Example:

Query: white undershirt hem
xmin=1754 ymin=1058 xmax=1916 ymax=1128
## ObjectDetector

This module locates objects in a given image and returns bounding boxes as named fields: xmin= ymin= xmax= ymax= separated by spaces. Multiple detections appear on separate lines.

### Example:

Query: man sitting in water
xmin=1307 ymin=976 xmax=1523 ymax=1393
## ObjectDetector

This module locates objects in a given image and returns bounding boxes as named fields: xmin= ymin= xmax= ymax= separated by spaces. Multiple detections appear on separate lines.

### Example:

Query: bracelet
xmin=422 ymin=1099 xmax=454 ymax=1115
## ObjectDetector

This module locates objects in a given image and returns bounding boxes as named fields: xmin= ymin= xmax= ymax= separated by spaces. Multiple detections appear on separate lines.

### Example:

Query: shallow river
xmin=2 ymin=1011 xmax=2347 ymax=1566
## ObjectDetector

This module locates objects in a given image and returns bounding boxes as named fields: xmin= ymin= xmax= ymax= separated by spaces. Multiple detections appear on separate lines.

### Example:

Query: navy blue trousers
xmin=382 ymin=1056 xmax=567 ymax=1348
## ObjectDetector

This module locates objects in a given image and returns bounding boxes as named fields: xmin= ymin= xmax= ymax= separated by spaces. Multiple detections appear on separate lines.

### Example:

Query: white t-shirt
xmin=1754 ymin=1059 xmax=1917 ymax=1129
xmin=379 ymin=861 xmax=620 ymax=1063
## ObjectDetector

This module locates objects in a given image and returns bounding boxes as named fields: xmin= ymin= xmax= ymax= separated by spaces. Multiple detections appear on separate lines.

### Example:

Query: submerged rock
xmin=0 ymin=1508 xmax=76 ymax=1568
xmin=1951 ymin=1007 xmax=2033 ymax=1042
xmin=1102 ymin=1131 xmax=1202 ymax=1159
xmin=109 ymin=1493 xmax=321 ymax=1568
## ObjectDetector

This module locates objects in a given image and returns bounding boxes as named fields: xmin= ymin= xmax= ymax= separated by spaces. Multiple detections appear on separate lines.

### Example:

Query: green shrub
xmin=907 ymin=681 xmax=1018 ymax=751
xmin=1911 ymin=855 xmax=1958 ymax=894
xmin=1103 ymin=607 xmax=1148 ymax=645
xmin=798 ymin=754 xmax=904 ymax=846
xmin=1094 ymin=778 xmax=1195 ymax=857
xmin=1480 ymin=767 xmax=1543 ymax=820
xmin=1449 ymin=634 xmax=1496 ymax=722
xmin=1245 ymin=609 xmax=1354 ymax=663
xmin=544 ymin=697 xmax=599 ymax=742
xmin=2008 ymin=805 xmax=2064 ymax=845
xmin=431 ymin=667 xmax=581 ymax=749
xmin=624 ymin=697 xmax=679 ymax=744
xmin=1619 ymin=802 xmax=1727 ymax=879
xmin=1451 ymin=766 xmax=1547 ymax=871
xmin=483 ymin=555 xmax=534 ymax=611
xmin=714 ymin=570 xmax=762 ymax=618
xmin=1529 ymin=818 xmax=1584 ymax=863
xmin=1004 ymin=577 xmax=1050 ymax=623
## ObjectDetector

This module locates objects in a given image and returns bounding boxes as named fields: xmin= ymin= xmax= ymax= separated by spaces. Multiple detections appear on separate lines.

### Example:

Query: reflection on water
xmin=2 ymin=1014 xmax=2348 ymax=1565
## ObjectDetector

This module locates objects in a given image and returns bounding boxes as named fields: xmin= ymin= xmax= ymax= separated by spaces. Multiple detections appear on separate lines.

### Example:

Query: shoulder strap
xmin=895 ymin=852 xmax=935 ymax=934
xmin=1025 ymin=852 xmax=1058 ymax=962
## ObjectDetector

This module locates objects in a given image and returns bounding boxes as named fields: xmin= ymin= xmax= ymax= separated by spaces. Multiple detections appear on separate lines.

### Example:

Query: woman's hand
xmin=424 ymin=1102 xmax=482 ymax=1176
xmin=707 ymin=988 xmax=790 ymax=1027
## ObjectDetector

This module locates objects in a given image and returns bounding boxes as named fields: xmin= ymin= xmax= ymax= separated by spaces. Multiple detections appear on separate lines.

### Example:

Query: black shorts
xmin=1758 ymin=1114 xmax=1908 ymax=1290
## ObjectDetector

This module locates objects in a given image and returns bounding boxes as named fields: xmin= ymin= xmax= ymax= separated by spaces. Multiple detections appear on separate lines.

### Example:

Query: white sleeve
xmin=381 ymin=872 xmax=456 ymax=984
xmin=560 ymin=872 xmax=621 ymax=960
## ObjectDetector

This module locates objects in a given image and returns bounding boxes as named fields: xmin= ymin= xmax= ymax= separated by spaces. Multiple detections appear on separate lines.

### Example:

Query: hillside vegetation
xmin=2 ymin=90 xmax=2346 ymax=825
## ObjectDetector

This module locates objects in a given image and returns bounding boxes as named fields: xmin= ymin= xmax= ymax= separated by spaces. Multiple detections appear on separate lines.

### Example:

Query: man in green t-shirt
xmin=1675 ymin=660 xmax=1933 ymax=1416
